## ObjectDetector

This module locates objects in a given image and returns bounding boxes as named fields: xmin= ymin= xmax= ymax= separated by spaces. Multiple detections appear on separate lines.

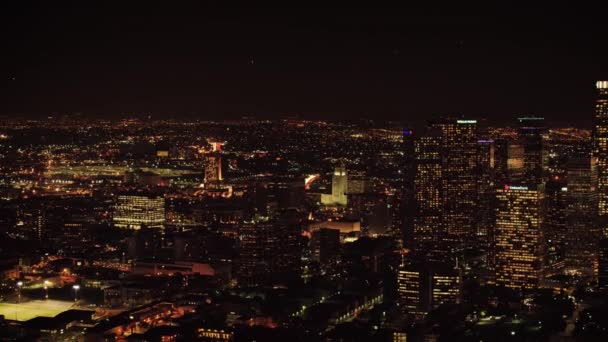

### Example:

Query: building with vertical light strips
xmin=494 ymin=185 xmax=545 ymax=289
xmin=595 ymin=80 xmax=608 ymax=235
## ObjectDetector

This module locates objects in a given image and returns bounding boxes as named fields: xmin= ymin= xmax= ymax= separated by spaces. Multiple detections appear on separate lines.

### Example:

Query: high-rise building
xmin=565 ymin=154 xmax=599 ymax=273
xmin=321 ymin=166 xmax=348 ymax=206
xmin=594 ymin=80 xmax=608 ymax=235
xmin=237 ymin=213 xmax=301 ymax=287
xmin=407 ymin=118 xmax=478 ymax=258
xmin=411 ymin=132 xmax=443 ymax=251
xmin=254 ymin=177 xmax=305 ymax=217
xmin=204 ymin=155 xmax=222 ymax=184
xmin=398 ymin=263 xmax=426 ymax=315
xmin=598 ymin=238 xmax=608 ymax=290
xmin=430 ymin=265 xmax=462 ymax=310
xmin=237 ymin=217 xmax=276 ymax=287
xmin=477 ymin=139 xmax=496 ymax=244
xmin=507 ymin=143 xmax=525 ymax=183
xmin=431 ymin=118 xmax=478 ymax=244
xmin=310 ymin=228 xmax=340 ymax=265
xmin=517 ymin=117 xmax=546 ymax=185
xmin=544 ymin=180 xmax=568 ymax=275
xmin=402 ymin=128 xmax=416 ymax=249
xmin=397 ymin=261 xmax=462 ymax=316
xmin=113 ymin=193 xmax=165 ymax=230
xmin=495 ymin=185 xmax=545 ymax=289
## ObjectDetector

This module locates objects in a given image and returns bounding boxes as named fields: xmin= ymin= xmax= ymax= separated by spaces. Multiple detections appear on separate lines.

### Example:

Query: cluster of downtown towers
xmin=398 ymin=81 xmax=608 ymax=314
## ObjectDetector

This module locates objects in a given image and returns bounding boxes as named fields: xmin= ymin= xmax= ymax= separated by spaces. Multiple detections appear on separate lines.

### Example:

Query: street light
xmin=72 ymin=284 xmax=80 ymax=303
xmin=16 ymin=281 xmax=23 ymax=304
xmin=43 ymin=280 xmax=50 ymax=299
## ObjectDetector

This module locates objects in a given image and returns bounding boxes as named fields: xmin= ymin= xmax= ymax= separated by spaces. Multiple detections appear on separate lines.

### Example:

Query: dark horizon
xmin=2 ymin=4 xmax=608 ymax=125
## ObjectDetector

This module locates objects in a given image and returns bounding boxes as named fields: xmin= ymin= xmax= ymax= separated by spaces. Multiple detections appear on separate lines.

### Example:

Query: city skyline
xmin=5 ymin=5 xmax=608 ymax=341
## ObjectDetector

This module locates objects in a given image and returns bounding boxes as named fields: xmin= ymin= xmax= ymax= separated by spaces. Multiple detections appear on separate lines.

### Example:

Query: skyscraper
xmin=477 ymin=139 xmax=496 ymax=244
xmin=598 ymin=238 xmax=608 ymax=290
xmin=411 ymin=132 xmax=443 ymax=252
xmin=594 ymin=80 xmax=608 ymax=235
xmin=565 ymin=154 xmax=599 ymax=273
xmin=544 ymin=180 xmax=568 ymax=275
xmin=237 ymin=213 xmax=301 ymax=287
xmin=407 ymin=118 xmax=478 ymax=258
xmin=402 ymin=128 xmax=416 ymax=249
xmin=310 ymin=228 xmax=341 ymax=266
xmin=517 ymin=117 xmax=546 ymax=185
xmin=431 ymin=118 xmax=478 ymax=246
xmin=321 ymin=166 xmax=348 ymax=206
xmin=494 ymin=185 xmax=545 ymax=289
xmin=204 ymin=155 xmax=222 ymax=184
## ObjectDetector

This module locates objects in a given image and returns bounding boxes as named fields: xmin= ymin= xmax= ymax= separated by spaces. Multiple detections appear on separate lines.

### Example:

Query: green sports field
xmin=0 ymin=300 xmax=75 ymax=321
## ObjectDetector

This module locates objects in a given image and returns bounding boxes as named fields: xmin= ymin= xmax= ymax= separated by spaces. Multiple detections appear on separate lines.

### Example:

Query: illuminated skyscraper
xmin=544 ymin=180 xmax=567 ymax=275
xmin=598 ymin=238 xmax=608 ymax=290
xmin=431 ymin=118 xmax=478 ymax=245
xmin=204 ymin=155 xmax=222 ymax=184
xmin=407 ymin=118 xmax=478 ymax=257
xmin=595 ymin=81 xmax=608 ymax=235
xmin=402 ymin=128 xmax=416 ymax=249
xmin=411 ymin=132 xmax=442 ymax=251
xmin=565 ymin=154 xmax=599 ymax=273
xmin=321 ymin=166 xmax=348 ymax=206
xmin=507 ymin=143 xmax=525 ymax=183
xmin=204 ymin=140 xmax=225 ymax=184
xmin=113 ymin=193 xmax=165 ymax=230
xmin=477 ymin=139 xmax=496 ymax=243
xmin=494 ymin=185 xmax=545 ymax=289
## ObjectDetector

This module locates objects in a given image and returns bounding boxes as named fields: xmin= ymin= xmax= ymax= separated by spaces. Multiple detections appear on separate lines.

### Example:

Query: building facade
xmin=494 ymin=185 xmax=545 ymax=289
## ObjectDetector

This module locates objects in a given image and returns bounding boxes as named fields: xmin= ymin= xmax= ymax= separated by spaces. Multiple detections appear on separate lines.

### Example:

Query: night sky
xmin=2 ymin=4 xmax=608 ymax=125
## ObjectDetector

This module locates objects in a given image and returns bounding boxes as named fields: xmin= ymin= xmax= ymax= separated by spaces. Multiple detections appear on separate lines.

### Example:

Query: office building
xmin=544 ymin=180 xmax=568 ymax=275
xmin=494 ymin=185 xmax=545 ymax=289
xmin=565 ymin=154 xmax=599 ymax=273
xmin=431 ymin=118 xmax=478 ymax=244
xmin=517 ymin=117 xmax=545 ymax=185
xmin=113 ymin=193 xmax=166 ymax=230
xmin=237 ymin=213 xmax=301 ymax=287
xmin=204 ymin=155 xmax=222 ymax=184
xmin=310 ymin=228 xmax=341 ymax=265
xmin=411 ymin=132 xmax=443 ymax=251
xmin=398 ymin=261 xmax=462 ymax=316
xmin=598 ymin=239 xmax=608 ymax=290
xmin=430 ymin=265 xmax=462 ymax=310
xmin=594 ymin=80 xmax=608 ymax=235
